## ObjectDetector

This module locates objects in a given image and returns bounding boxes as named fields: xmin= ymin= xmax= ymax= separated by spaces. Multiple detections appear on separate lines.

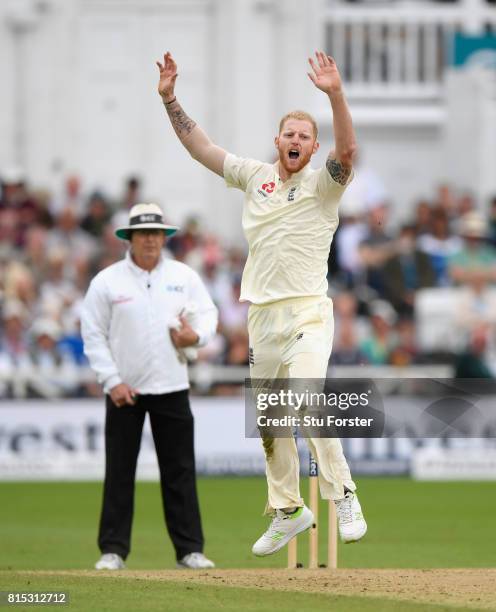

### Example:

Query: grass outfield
xmin=0 ymin=478 xmax=494 ymax=611
xmin=1 ymin=477 xmax=494 ymax=570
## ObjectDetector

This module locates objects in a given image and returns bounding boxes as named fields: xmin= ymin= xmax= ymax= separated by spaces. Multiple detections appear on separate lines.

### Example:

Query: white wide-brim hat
xmin=115 ymin=203 xmax=179 ymax=240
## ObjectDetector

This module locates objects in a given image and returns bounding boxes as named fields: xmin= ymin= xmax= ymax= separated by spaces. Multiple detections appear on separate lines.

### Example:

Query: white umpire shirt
xmin=81 ymin=251 xmax=218 ymax=395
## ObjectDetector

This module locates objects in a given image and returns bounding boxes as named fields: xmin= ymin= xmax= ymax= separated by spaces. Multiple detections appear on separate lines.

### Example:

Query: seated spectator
xmin=457 ymin=191 xmax=476 ymax=218
xmin=331 ymin=318 xmax=365 ymax=365
xmin=47 ymin=205 xmax=97 ymax=263
xmin=22 ymin=225 xmax=49 ymax=286
xmin=81 ymin=192 xmax=111 ymax=238
xmin=73 ymin=255 xmax=91 ymax=293
xmin=202 ymin=260 xmax=232 ymax=309
xmin=91 ymin=225 xmax=126 ymax=274
xmin=0 ymin=300 xmax=31 ymax=397
xmin=3 ymin=262 xmax=37 ymax=318
xmin=413 ymin=199 xmax=432 ymax=236
xmin=358 ymin=202 xmax=395 ymax=297
xmin=333 ymin=291 xmax=359 ymax=320
xmin=0 ymin=300 xmax=29 ymax=361
xmin=219 ymin=276 xmax=248 ymax=331
xmin=110 ymin=175 xmax=143 ymax=230
xmin=184 ymin=231 xmax=221 ymax=274
xmin=0 ymin=167 xmax=44 ymax=247
xmin=334 ymin=213 xmax=367 ymax=288
xmin=334 ymin=157 xmax=385 ymax=287
xmin=30 ymin=188 xmax=54 ymax=228
xmin=168 ymin=216 xmax=201 ymax=262
xmin=226 ymin=247 xmax=246 ymax=279
xmin=454 ymin=324 xmax=495 ymax=379
xmin=359 ymin=300 xmax=396 ymax=365
xmin=28 ymin=318 xmax=80 ymax=398
xmin=454 ymin=275 xmax=496 ymax=334
xmin=389 ymin=317 xmax=418 ymax=366
xmin=224 ymin=326 xmax=249 ymax=365
xmin=449 ymin=212 xmax=496 ymax=286
xmin=57 ymin=300 xmax=102 ymax=398
xmin=0 ymin=209 xmax=20 ymax=256
xmin=39 ymin=248 xmax=82 ymax=319
xmin=435 ymin=183 xmax=457 ymax=219
xmin=121 ymin=175 xmax=141 ymax=210
xmin=58 ymin=300 xmax=87 ymax=366
xmin=383 ymin=224 xmax=436 ymax=316
xmin=332 ymin=290 xmax=370 ymax=340
xmin=51 ymin=174 xmax=85 ymax=216
xmin=417 ymin=206 xmax=462 ymax=285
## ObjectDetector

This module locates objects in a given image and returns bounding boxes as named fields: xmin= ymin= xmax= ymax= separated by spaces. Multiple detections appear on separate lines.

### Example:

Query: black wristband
xmin=164 ymin=97 xmax=176 ymax=105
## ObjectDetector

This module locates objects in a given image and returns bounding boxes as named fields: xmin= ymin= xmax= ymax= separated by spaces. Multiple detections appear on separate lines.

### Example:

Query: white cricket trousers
xmin=248 ymin=295 xmax=356 ymax=513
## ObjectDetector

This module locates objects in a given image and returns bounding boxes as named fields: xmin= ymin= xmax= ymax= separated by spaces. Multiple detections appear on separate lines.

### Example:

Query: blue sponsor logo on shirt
xmin=166 ymin=285 xmax=185 ymax=292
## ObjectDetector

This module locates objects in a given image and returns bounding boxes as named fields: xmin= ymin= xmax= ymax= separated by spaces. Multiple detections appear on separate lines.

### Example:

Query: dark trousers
xmin=98 ymin=390 xmax=204 ymax=561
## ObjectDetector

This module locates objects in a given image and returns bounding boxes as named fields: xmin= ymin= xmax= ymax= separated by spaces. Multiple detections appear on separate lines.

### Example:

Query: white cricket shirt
xmin=224 ymin=154 xmax=352 ymax=304
xmin=81 ymin=252 xmax=218 ymax=394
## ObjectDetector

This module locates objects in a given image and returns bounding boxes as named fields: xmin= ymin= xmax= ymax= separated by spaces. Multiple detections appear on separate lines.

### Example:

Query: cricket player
xmin=157 ymin=50 xmax=367 ymax=556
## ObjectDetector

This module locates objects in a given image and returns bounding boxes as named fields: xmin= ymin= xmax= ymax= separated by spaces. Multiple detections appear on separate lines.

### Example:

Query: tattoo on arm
xmin=164 ymin=99 xmax=197 ymax=140
xmin=326 ymin=157 xmax=351 ymax=186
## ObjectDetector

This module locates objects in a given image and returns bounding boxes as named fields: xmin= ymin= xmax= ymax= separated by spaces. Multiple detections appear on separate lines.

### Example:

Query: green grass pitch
xmin=0 ymin=477 xmax=494 ymax=611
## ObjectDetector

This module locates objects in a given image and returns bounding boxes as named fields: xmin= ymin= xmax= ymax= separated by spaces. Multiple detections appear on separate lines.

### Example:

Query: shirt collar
xmin=273 ymin=161 xmax=313 ymax=183
xmin=125 ymin=250 xmax=164 ymax=276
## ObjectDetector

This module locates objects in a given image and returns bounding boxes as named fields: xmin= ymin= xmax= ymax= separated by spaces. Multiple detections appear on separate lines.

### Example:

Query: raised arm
xmin=307 ymin=51 xmax=357 ymax=185
xmin=157 ymin=52 xmax=227 ymax=177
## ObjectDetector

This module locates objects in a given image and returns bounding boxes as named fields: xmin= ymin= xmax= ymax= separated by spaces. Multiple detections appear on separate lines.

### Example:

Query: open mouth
xmin=288 ymin=149 xmax=300 ymax=160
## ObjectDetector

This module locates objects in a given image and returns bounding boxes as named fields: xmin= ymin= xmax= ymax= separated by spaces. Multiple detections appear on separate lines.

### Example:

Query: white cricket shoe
xmin=177 ymin=552 xmax=215 ymax=569
xmin=252 ymin=506 xmax=313 ymax=556
xmin=95 ymin=553 xmax=126 ymax=570
xmin=335 ymin=491 xmax=367 ymax=543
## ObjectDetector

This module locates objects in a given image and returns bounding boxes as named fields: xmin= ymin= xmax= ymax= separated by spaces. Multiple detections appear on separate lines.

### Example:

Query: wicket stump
xmin=287 ymin=454 xmax=338 ymax=569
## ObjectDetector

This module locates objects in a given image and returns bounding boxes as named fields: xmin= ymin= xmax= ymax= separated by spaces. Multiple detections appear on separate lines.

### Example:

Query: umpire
xmin=81 ymin=203 xmax=218 ymax=570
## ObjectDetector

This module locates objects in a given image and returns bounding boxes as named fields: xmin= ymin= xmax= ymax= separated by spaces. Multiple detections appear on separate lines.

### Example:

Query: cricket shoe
xmin=177 ymin=552 xmax=215 ymax=569
xmin=95 ymin=553 xmax=126 ymax=570
xmin=252 ymin=505 xmax=313 ymax=556
xmin=335 ymin=491 xmax=367 ymax=543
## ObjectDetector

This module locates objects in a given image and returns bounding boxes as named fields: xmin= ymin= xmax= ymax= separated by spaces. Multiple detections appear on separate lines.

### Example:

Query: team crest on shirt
xmin=257 ymin=181 xmax=276 ymax=198
xmin=288 ymin=187 xmax=297 ymax=202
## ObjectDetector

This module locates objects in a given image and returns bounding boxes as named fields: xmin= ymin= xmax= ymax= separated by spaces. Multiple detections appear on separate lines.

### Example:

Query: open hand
xmin=307 ymin=51 xmax=342 ymax=95
xmin=156 ymin=51 xmax=178 ymax=102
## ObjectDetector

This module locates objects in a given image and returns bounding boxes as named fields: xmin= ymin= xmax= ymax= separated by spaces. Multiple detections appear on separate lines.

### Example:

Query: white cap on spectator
xmin=1 ymin=166 xmax=25 ymax=184
xmin=2 ymin=300 xmax=27 ymax=321
xmin=458 ymin=211 xmax=488 ymax=239
xmin=31 ymin=318 xmax=62 ymax=341
xmin=369 ymin=300 xmax=397 ymax=326
xmin=115 ymin=203 xmax=179 ymax=240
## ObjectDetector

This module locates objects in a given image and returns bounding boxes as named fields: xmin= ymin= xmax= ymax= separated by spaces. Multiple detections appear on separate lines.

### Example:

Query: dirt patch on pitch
xmin=24 ymin=568 xmax=496 ymax=610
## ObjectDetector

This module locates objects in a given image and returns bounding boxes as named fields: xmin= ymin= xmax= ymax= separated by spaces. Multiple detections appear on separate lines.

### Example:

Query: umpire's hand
xmin=170 ymin=315 xmax=199 ymax=348
xmin=110 ymin=383 xmax=139 ymax=407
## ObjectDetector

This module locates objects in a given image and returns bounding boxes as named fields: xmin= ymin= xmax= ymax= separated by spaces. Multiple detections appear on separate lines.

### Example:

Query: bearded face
xmin=275 ymin=119 xmax=319 ymax=177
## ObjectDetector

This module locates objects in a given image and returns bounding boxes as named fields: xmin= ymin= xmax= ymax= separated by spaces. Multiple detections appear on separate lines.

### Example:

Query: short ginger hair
xmin=278 ymin=110 xmax=318 ymax=139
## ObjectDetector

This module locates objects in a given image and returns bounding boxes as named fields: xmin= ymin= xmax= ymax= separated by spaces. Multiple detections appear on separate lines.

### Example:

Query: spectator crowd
xmin=1 ymin=166 xmax=496 ymax=398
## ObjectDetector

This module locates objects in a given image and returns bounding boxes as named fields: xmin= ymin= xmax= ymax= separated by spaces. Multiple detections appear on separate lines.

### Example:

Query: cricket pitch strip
xmin=22 ymin=568 xmax=496 ymax=610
